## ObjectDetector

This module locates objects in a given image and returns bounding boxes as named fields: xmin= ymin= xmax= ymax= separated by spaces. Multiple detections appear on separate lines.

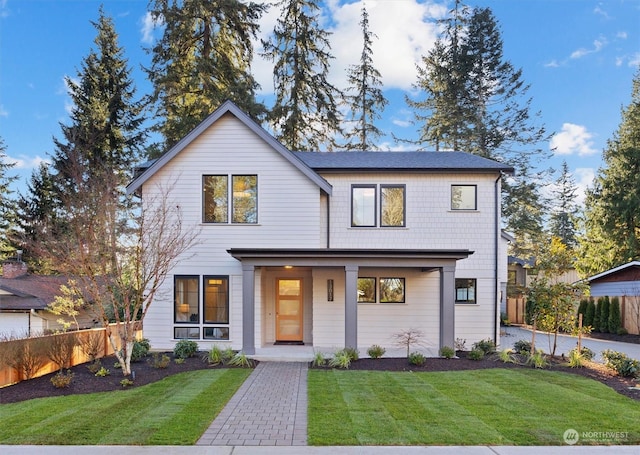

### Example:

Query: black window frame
xmin=451 ymin=184 xmax=477 ymax=211
xmin=174 ymin=275 xmax=200 ymax=324
xmin=455 ymin=278 xmax=477 ymax=304
xmin=357 ymin=277 xmax=377 ymax=303
xmin=203 ymin=275 xmax=229 ymax=324
xmin=202 ymin=174 xmax=258 ymax=224
xmin=379 ymin=277 xmax=406 ymax=303
xmin=380 ymin=184 xmax=406 ymax=227
xmin=202 ymin=175 xmax=229 ymax=223
xmin=351 ymin=184 xmax=377 ymax=227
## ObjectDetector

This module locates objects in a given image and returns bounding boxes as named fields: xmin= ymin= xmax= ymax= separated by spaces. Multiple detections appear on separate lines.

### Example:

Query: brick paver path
xmin=196 ymin=361 xmax=308 ymax=446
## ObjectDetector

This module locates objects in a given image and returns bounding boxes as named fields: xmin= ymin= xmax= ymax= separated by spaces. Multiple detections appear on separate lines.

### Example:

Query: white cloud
xmin=140 ymin=11 xmax=163 ymax=44
xmin=550 ymin=123 xmax=598 ymax=156
xmin=629 ymin=52 xmax=640 ymax=67
xmin=6 ymin=155 xmax=48 ymax=170
xmin=570 ymin=36 xmax=607 ymax=59
xmin=573 ymin=167 xmax=596 ymax=205
xmin=0 ymin=105 xmax=7 ymax=117
xmin=617 ymin=31 xmax=628 ymax=40
xmin=593 ymin=5 xmax=611 ymax=20
xmin=254 ymin=0 xmax=446 ymax=95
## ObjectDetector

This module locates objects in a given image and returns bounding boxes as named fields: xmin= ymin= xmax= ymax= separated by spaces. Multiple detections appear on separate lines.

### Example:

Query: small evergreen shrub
xmin=367 ymin=345 xmax=386 ymax=359
xmin=568 ymin=349 xmax=584 ymax=368
xmin=173 ymin=339 xmax=198 ymax=359
xmin=526 ymin=350 xmax=548 ymax=369
xmin=95 ymin=367 xmax=110 ymax=377
xmin=498 ymin=348 xmax=517 ymax=364
xmin=472 ymin=338 xmax=496 ymax=354
xmin=329 ymin=350 xmax=352 ymax=369
xmin=120 ymin=378 xmax=134 ymax=388
xmin=50 ymin=370 xmax=74 ymax=388
xmin=174 ymin=357 xmax=185 ymax=364
xmin=312 ymin=351 xmax=326 ymax=367
xmin=513 ymin=339 xmax=532 ymax=355
xmin=468 ymin=349 xmax=484 ymax=361
xmin=86 ymin=359 xmax=102 ymax=374
xmin=202 ymin=345 xmax=224 ymax=365
xmin=131 ymin=339 xmax=151 ymax=362
xmin=602 ymin=350 xmax=640 ymax=378
xmin=580 ymin=346 xmax=595 ymax=361
xmin=408 ymin=351 xmax=425 ymax=366
xmin=150 ymin=353 xmax=170 ymax=369
xmin=343 ymin=347 xmax=359 ymax=361
xmin=439 ymin=346 xmax=455 ymax=359
xmin=228 ymin=352 xmax=254 ymax=368
xmin=618 ymin=327 xmax=629 ymax=336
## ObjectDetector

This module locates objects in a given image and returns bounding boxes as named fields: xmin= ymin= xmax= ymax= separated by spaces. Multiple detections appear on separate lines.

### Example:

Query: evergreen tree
xmin=608 ymin=296 xmax=622 ymax=334
xmin=0 ymin=137 xmax=17 ymax=258
xmin=599 ymin=296 xmax=610 ymax=333
xmin=342 ymin=5 xmax=388 ymax=151
xmin=146 ymin=0 xmax=267 ymax=151
xmin=576 ymin=299 xmax=588 ymax=327
xmin=549 ymin=161 xmax=579 ymax=248
xmin=593 ymin=298 xmax=602 ymax=333
xmin=262 ymin=0 xmax=342 ymax=151
xmin=577 ymin=70 xmax=640 ymax=277
xmin=407 ymin=2 xmax=550 ymax=255
xmin=584 ymin=299 xmax=596 ymax=328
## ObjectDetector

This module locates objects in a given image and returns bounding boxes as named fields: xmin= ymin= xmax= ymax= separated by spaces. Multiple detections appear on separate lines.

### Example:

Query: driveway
xmin=502 ymin=326 xmax=640 ymax=362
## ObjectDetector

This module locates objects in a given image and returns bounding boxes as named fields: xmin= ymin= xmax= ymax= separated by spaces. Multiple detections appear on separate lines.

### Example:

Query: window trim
xmin=357 ymin=277 xmax=377 ymax=303
xmin=351 ymin=184 xmax=377 ymax=227
xmin=231 ymin=174 xmax=258 ymax=224
xmin=451 ymin=184 xmax=477 ymax=211
xmin=379 ymin=277 xmax=406 ymax=303
xmin=202 ymin=174 xmax=258 ymax=224
xmin=380 ymin=184 xmax=406 ymax=227
xmin=203 ymin=275 xmax=229 ymax=324
xmin=174 ymin=275 xmax=199 ymax=324
xmin=202 ymin=174 xmax=229 ymax=223
xmin=455 ymin=278 xmax=477 ymax=304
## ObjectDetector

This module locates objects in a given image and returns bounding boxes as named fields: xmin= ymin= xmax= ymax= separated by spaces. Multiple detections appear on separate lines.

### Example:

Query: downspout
xmin=494 ymin=174 xmax=501 ymax=346
xmin=326 ymin=192 xmax=331 ymax=248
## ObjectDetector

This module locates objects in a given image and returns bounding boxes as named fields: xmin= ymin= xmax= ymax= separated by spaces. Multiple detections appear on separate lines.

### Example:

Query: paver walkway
xmin=197 ymin=362 xmax=307 ymax=447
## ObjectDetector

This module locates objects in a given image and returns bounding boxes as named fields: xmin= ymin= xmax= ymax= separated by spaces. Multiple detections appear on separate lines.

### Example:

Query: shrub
xmin=222 ymin=347 xmax=236 ymax=363
xmin=498 ymin=348 xmax=517 ymax=364
xmin=174 ymin=357 xmax=185 ymax=365
xmin=618 ymin=327 xmax=629 ymax=336
xmin=608 ymin=297 xmax=622 ymax=335
xmin=149 ymin=353 xmax=170 ymax=369
xmin=408 ymin=351 xmax=425 ymax=366
xmin=567 ymin=349 xmax=584 ymax=368
xmin=513 ymin=339 xmax=532 ymax=355
xmin=439 ymin=346 xmax=455 ymax=359
xmin=120 ymin=378 xmax=134 ymax=388
xmin=584 ymin=300 xmax=596 ymax=328
xmin=312 ymin=351 xmax=326 ymax=367
xmin=343 ymin=347 xmax=359 ymax=361
xmin=367 ymin=345 xmax=386 ymax=359
xmin=202 ymin=345 xmax=224 ymax=365
xmin=580 ymin=346 xmax=595 ymax=361
xmin=454 ymin=338 xmax=467 ymax=352
xmin=393 ymin=329 xmax=424 ymax=357
xmin=131 ymin=339 xmax=151 ymax=362
xmin=602 ymin=350 xmax=640 ymax=378
xmin=472 ymin=338 xmax=496 ymax=355
xmin=526 ymin=350 xmax=548 ymax=369
xmin=173 ymin=339 xmax=198 ymax=359
xmin=95 ymin=367 xmax=111 ymax=377
xmin=500 ymin=312 xmax=510 ymax=326
xmin=599 ymin=297 xmax=610 ymax=333
xmin=467 ymin=349 xmax=484 ymax=360
xmin=50 ymin=370 xmax=74 ymax=388
xmin=86 ymin=359 xmax=102 ymax=374
xmin=329 ymin=350 xmax=351 ymax=369
xmin=592 ymin=298 xmax=602 ymax=332
xmin=228 ymin=352 xmax=254 ymax=368
xmin=576 ymin=299 xmax=588 ymax=327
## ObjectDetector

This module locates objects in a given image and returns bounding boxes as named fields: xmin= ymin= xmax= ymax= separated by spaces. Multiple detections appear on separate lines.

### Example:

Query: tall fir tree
xmin=146 ymin=0 xmax=267 ymax=152
xmin=549 ymin=160 xmax=579 ymax=248
xmin=0 ymin=137 xmax=17 ymax=259
xmin=342 ymin=5 xmax=387 ymax=151
xmin=35 ymin=7 xmax=145 ymax=273
xmin=577 ymin=70 xmax=640 ymax=277
xmin=407 ymin=1 xmax=550 ymax=257
xmin=262 ymin=0 xmax=342 ymax=151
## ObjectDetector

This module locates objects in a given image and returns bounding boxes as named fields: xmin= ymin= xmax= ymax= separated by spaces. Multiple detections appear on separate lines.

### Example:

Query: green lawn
xmin=0 ymin=368 xmax=251 ymax=445
xmin=308 ymin=368 xmax=640 ymax=446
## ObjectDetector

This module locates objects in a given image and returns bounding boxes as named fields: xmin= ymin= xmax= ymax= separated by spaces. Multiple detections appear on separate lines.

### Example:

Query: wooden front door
xmin=276 ymin=278 xmax=303 ymax=342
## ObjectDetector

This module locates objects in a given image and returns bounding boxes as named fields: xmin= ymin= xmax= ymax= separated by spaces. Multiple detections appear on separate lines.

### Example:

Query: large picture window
xmin=175 ymin=276 xmax=199 ymax=323
xmin=357 ymin=277 xmax=376 ymax=303
xmin=455 ymin=278 xmax=477 ymax=304
xmin=203 ymin=175 xmax=257 ymax=224
xmin=204 ymin=276 xmax=229 ymax=324
xmin=451 ymin=185 xmax=477 ymax=210
xmin=352 ymin=184 xmax=405 ymax=227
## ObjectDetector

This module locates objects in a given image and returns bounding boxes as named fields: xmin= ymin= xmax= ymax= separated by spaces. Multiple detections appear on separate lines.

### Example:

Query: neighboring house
xmin=588 ymin=261 xmax=640 ymax=335
xmin=127 ymin=101 xmax=514 ymax=356
xmin=0 ymin=259 xmax=97 ymax=337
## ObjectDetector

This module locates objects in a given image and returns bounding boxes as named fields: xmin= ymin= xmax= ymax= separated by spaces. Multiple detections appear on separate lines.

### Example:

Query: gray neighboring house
xmin=588 ymin=261 xmax=640 ymax=335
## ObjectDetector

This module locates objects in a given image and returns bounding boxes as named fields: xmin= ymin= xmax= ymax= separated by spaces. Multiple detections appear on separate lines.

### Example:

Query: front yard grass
xmin=0 ymin=368 xmax=251 ymax=445
xmin=308 ymin=368 xmax=640 ymax=446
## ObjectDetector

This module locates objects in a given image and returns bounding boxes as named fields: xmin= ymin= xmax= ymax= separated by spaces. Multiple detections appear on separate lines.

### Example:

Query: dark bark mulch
xmin=2 ymin=350 xmax=639 ymax=404
xmin=586 ymin=331 xmax=640 ymax=345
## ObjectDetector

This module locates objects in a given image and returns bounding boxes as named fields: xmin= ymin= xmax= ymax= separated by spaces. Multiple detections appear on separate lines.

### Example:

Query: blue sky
xmin=0 ymin=0 xmax=639 ymax=204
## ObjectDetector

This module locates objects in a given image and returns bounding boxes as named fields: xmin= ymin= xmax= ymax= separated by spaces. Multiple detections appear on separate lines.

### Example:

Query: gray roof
xmin=292 ymin=151 xmax=514 ymax=173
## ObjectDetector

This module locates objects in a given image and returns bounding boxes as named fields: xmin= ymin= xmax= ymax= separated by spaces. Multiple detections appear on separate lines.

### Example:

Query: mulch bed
xmin=2 ymin=350 xmax=639 ymax=404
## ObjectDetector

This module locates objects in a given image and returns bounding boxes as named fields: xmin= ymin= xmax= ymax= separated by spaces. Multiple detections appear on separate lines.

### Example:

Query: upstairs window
xmin=352 ymin=184 xmax=405 ymax=227
xmin=451 ymin=185 xmax=477 ymax=210
xmin=203 ymin=175 xmax=257 ymax=224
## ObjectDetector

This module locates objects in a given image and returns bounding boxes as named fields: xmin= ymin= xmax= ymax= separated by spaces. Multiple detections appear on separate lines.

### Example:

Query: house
xmin=127 ymin=101 xmax=514 ymax=357
xmin=0 ymin=258 xmax=98 ymax=337
xmin=588 ymin=261 xmax=640 ymax=335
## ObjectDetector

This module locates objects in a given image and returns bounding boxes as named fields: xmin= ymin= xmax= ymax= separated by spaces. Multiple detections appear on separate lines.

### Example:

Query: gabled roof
xmin=126 ymin=100 xmax=333 ymax=195
xmin=0 ymin=275 xmax=69 ymax=311
xmin=293 ymin=151 xmax=514 ymax=174
xmin=587 ymin=261 xmax=640 ymax=282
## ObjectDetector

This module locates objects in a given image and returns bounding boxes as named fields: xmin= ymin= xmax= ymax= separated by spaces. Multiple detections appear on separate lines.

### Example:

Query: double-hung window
xmin=203 ymin=175 xmax=257 ymax=224
xmin=352 ymin=184 xmax=405 ymax=227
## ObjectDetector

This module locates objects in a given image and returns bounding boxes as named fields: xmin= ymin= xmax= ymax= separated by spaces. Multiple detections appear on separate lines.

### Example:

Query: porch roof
xmin=227 ymin=248 xmax=472 ymax=267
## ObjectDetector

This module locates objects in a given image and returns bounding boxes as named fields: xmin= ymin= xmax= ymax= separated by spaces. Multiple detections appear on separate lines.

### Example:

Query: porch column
xmin=345 ymin=265 xmax=359 ymax=349
xmin=440 ymin=265 xmax=456 ymax=350
xmin=242 ymin=264 xmax=256 ymax=355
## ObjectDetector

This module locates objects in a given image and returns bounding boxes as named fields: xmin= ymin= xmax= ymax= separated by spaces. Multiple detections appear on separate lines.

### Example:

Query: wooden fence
xmin=0 ymin=324 xmax=142 ymax=388
xmin=507 ymin=297 xmax=526 ymax=325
